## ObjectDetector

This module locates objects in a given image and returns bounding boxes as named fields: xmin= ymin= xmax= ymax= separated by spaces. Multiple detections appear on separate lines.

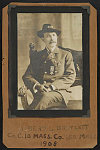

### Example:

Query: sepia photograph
xmin=8 ymin=5 xmax=90 ymax=117
xmin=17 ymin=13 xmax=83 ymax=110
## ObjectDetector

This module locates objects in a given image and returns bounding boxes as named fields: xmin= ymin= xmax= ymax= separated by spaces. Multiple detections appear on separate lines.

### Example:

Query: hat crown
xmin=42 ymin=24 xmax=53 ymax=30
xmin=37 ymin=24 xmax=61 ymax=38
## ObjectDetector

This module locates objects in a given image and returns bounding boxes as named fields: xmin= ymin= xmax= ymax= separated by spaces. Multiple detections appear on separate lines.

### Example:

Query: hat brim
xmin=37 ymin=28 xmax=61 ymax=38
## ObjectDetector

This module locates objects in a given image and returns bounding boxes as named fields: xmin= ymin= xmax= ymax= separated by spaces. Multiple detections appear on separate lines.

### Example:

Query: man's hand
xmin=43 ymin=82 xmax=57 ymax=91
xmin=35 ymin=83 xmax=50 ymax=92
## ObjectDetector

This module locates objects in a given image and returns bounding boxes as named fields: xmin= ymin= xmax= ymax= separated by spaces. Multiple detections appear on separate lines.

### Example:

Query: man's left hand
xmin=43 ymin=84 xmax=51 ymax=92
xmin=43 ymin=82 xmax=56 ymax=92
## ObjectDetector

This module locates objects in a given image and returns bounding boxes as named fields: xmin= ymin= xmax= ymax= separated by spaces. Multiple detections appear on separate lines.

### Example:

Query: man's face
xmin=42 ymin=32 xmax=58 ymax=49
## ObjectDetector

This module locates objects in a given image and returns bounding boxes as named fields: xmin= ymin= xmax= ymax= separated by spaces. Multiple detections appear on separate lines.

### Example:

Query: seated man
xmin=22 ymin=24 xmax=76 ymax=110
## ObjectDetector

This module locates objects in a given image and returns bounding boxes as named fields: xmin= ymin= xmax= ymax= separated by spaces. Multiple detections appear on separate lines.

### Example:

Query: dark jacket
xmin=22 ymin=46 xmax=76 ymax=105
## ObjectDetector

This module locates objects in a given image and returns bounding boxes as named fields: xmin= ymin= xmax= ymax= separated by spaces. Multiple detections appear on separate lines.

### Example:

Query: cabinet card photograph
xmin=2 ymin=3 xmax=97 ymax=149
xmin=8 ymin=6 xmax=90 ymax=117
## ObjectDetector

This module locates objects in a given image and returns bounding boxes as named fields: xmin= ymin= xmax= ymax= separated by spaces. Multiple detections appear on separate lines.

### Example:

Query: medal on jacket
xmin=50 ymin=66 xmax=54 ymax=75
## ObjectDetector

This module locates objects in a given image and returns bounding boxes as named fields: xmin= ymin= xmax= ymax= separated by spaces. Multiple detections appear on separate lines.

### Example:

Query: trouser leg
xmin=26 ymin=93 xmax=41 ymax=110
xmin=35 ymin=91 xmax=64 ymax=110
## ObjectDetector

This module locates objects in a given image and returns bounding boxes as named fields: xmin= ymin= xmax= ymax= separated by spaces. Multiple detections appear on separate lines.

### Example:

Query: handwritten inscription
xmin=7 ymin=124 xmax=96 ymax=147
xmin=66 ymin=134 xmax=96 ymax=140
xmin=41 ymin=141 xmax=58 ymax=147
xmin=18 ymin=124 xmax=88 ymax=132
xmin=11 ymin=133 xmax=64 ymax=139
xmin=8 ymin=132 xmax=96 ymax=140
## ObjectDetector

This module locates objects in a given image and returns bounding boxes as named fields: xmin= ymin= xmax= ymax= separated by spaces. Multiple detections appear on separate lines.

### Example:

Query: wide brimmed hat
xmin=37 ymin=24 xmax=61 ymax=38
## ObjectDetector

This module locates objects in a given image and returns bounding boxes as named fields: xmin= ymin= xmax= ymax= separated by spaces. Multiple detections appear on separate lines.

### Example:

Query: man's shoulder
xmin=58 ymin=46 xmax=72 ymax=56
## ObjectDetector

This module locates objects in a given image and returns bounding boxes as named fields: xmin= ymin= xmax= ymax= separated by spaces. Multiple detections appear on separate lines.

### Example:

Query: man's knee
xmin=35 ymin=92 xmax=55 ymax=110
xmin=35 ymin=91 xmax=63 ymax=110
xmin=41 ymin=92 xmax=52 ymax=100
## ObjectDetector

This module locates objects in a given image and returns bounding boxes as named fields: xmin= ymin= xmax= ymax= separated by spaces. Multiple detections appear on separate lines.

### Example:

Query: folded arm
xmin=22 ymin=65 xmax=39 ymax=92
xmin=22 ymin=65 xmax=51 ymax=93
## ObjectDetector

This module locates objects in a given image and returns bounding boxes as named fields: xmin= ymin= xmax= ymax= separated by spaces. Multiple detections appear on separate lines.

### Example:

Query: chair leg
xmin=21 ymin=95 xmax=29 ymax=110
